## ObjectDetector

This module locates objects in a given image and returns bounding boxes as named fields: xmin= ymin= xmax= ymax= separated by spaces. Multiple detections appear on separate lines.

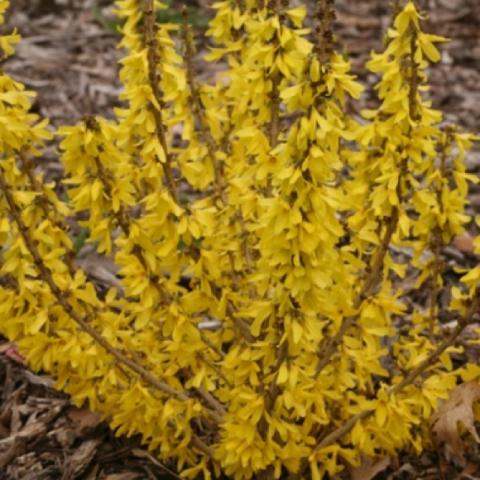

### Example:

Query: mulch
xmin=0 ymin=0 xmax=479 ymax=478
xmin=0 ymin=344 xmax=180 ymax=480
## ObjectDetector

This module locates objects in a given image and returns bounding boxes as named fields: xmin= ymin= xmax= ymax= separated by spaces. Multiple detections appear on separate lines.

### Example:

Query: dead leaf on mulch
xmin=349 ymin=455 xmax=391 ymax=480
xmin=0 ymin=342 xmax=26 ymax=365
xmin=67 ymin=405 xmax=102 ymax=435
xmin=430 ymin=381 xmax=480 ymax=464
xmin=453 ymin=233 xmax=475 ymax=253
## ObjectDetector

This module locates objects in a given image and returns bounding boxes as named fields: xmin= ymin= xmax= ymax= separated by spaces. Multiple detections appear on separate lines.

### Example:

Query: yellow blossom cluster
xmin=0 ymin=0 xmax=479 ymax=478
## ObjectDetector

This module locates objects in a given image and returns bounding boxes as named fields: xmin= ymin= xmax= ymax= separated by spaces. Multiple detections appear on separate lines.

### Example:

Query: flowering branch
xmin=0 ymin=170 xmax=224 ymax=432
xmin=315 ymin=288 xmax=480 ymax=451
xmin=142 ymin=0 xmax=177 ymax=200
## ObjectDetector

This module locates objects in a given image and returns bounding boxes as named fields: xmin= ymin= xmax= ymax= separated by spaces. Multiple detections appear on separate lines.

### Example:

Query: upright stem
xmin=142 ymin=0 xmax=177 ymax=201
xmin=269 ymin=73 xmax=280 ymax=148
xmin=316 ymin=19 xmax=420 ymax=374
xmin=181 ymin=9 xmax=227 ymax=205
xmin=391 ymin=0 xmax=401 ymax=19
xmin=314 ymin=0 xmax=336 ymax=65
xmin=316 ymin=207 xmax=399 ymax=374
xmin=267 ymin=0 xmax=281 ymax=150
xmin=180 ymin=10 xmax=255 ymax=343
xmin=428 ymin=129 xmax=453 ymax=332
xmin=408 ymin=26 xmax=419 ymax=121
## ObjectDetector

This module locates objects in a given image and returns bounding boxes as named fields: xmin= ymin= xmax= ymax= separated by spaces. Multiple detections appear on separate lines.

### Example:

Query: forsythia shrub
xmin=0 ymin=0 xmax=479 ymax=477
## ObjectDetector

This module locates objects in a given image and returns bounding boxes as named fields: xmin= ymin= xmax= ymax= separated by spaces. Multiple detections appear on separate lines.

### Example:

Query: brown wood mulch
xmin=0 ymin=344 xmax=182 ymax=480
xmin=0 ymin=0 xmax=479 ymax=478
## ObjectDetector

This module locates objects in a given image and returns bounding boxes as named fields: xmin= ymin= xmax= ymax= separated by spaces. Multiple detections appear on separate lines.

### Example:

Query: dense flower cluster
xmin=0 ymin=0 xmax=478 ymax=478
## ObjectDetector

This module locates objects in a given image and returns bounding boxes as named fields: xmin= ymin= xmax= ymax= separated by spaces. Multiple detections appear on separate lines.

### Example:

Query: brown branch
xmin=391 ymin=292 xmax=479 ymax=394
xmin=315 ymin=18 xmax=420 ymax=374
xmin=142 ymin=0 xmax=177 ymax=201
xmin=85 ymin=117 xmax=170 ymax=304
xmin=408 ymin=26 xmax=419 ymax=122
xmin=86 ymin=120 xmax=228 ymax=408
xmin=316 ymin=410 xmax=371 ymax=450
xmin=428 ymin=128 xmax=454 ymax=331
xmin=196 ymin=387 xmax=227 ymax=415
xmin=181 ymin=9 xmax=227 ymax=205
xmin=428 ymin=230 xmax=443 ymax=333
xmin=313 ymin=0 xmax=336 ymax=65
xmin=180 ymin=14 xmax=255 ymax=344
xmin=0 ymin=171 xmax=223 ymax=434
xmin=181 ymin=12 xmax=253 ymax=268
xmin=314 ymin=288 xmax=480 ymax=451
xmin=391 ymin=0 xmax=401 ymax=20
xmin=17 ymin=149 xmax=77 ymax=276
xmin=316 ymin=207 xmax=400 ymax=374
xmin=266 ymin=0 xmax=281 ymax=171
xmin=269 ymin=73 xmax=280 ymax=148
xmin=16 ymin=147 xmax=133 ymax=379
xmin=191 ymin=436 xmax=215 ymax=457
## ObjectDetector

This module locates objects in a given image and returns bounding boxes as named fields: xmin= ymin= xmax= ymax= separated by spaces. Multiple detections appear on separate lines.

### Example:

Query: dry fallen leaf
xmin=0 ymin=342 xmax=26 ymax=365
xmin=430 ymin=381 xmax=480 ymax=464
xmin=349 ymin=455 xmax=391 ymax=480
xmin=453 ymin=233 xmax=475 ymax=253
xmin=66 ymin=406 xmax=102 ymax=435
